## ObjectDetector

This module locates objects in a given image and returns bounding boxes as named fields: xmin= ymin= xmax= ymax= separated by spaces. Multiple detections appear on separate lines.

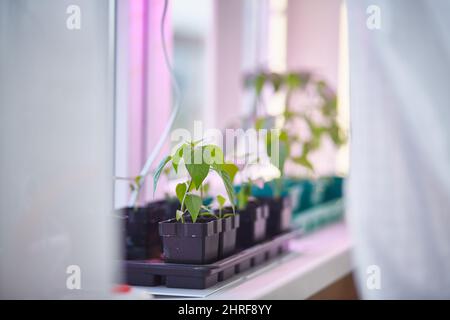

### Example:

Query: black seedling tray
xmin=125 ymin=228 xmax=302 ymax=289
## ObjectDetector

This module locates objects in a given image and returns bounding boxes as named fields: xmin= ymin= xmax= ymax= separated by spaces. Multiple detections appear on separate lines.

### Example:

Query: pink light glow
xmin=144 ymin=0 xmax=172 ymax=201
xmin=128 ymin=0 xmax=147 ymax=193
xmin=128 ymin=0 xmax=172 ymax=203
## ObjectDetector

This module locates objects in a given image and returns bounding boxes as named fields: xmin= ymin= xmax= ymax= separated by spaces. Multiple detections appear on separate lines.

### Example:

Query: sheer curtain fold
xmin=346 ymin=0 xmax=450 ymax=299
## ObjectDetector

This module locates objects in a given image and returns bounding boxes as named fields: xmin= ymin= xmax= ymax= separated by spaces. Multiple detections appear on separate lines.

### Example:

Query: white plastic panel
xmin=0 ymin=0 xmax=117 ymax=298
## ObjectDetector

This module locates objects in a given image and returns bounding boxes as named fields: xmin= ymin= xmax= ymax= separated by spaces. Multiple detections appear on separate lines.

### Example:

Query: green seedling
xmin=153 ymin=141 xmax=238 ymax=223
xmin=247 ymin=71 xmax=347 ymax=197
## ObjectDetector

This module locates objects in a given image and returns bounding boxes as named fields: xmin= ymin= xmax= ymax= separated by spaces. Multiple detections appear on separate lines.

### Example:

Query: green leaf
xmin=278 ymin=132 xmax=290 ymax=175
xmin=212 ymin=165 xmax=236 ymax=213
xmin=201 ymin=182 xmax=210 ymax=195
xmin=175 ymin=182 xmax=187 ymax=204
xmin=185 ymin=193 xmax=202 ymax=223
xmin=283 ymin=110 xmax=301 ymax=121
xmin=299 ymin=72 xmax=311 ymax=86
xmin=153 ymin=156 xmax=171 ymax=195
xmin=273 ymin=177 xmax=283 ymax=198
xmin=221 ymin=163 xmax=239 ymax=183
xmin=322 ymin=97 xmax=337 ymax=117
xmin=306 ymin=118 xmax=325 ymax=139
xmin=270 ymin=73 xmax=283 ymax=92
xmin=201 ymin=205 xmax=213 ymax=212
xmin=317 ymin=80 xmax=333 ymax=99
xmin=266 ymin=130 xmax=290 ymax=174
xmin=304 ymin=117 xmax=326 ymax=152
xmin=254 ymin=73 xmax=266 ymax=96
xmin=237 ymin=186 xmax=249 ymax=210
xmin=190 ymin=139 xmax=204 ymax=146
xmin=328 ymin=121 xmax=346 ymax=146
xmin=266 ymin=130 xmax=273 ymax=158
xmin=162 ymin=166 xmax=171 ymax=176
xmin=176 ymin=210 xmax=184 ymax=222
xmin=293 ymin=155 xmax=314 ymax=172
xmin=279 ymin=130 xmax=289 ymax=142
xmin=216 ymin=195 xmax=226 ymax=208
xmin=285 ymin=73 xmax=301 ymax=89
xmin=188 ymin=180 xmax=197 ymax=191
xmin=134 ymin=175 xmax=142 ymax=187
xmin=199 ymin=212 xmax=217 ymax=219
xmin=202 ymin=144 xmax=224 ymax=165
xmin=255 ymin=117 xmax=266 ymax=131
xmin=172 ymin=144 xmax=185 ymax=173
xmin=184 ymin=145 xmax=209 ymax=189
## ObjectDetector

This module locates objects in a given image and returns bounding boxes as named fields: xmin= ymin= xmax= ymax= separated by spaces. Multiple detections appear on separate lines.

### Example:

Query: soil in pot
xmin=159 ymin=216 xmax=222 ymax=264
xmin=259 ymin=195 xmax=292 ymax=237
xmin=236 ymin=200 xmax=269 ymax=249
xmin=215 ymin=210 xmax=240 ymax=259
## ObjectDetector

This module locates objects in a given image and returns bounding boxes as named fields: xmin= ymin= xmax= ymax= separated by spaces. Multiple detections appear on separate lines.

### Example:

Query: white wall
xmin=211 ymin=0 xmax=244 ymax=129
xmin=287 ymin=0 xmax=341 ymax=89
xmin=286 ymin=0 xmax=343 ymax=176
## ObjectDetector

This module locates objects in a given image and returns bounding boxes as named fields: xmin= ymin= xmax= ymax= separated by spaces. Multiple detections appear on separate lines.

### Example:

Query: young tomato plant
xmin=237 ymin=182 xmax=252 ymax=211
xmin=214 ymin=194 xmax=235 ymax=219
xmin=234 ymin=152 xmax=264 ymax=210
xmin=153 ymin=141 xmax=239 ymax=223
xmin=248 ymin=71 xmax=347 ymax=197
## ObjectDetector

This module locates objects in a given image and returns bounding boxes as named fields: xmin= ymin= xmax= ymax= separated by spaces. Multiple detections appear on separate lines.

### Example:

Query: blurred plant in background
xmin=245 ymin=71 xmax=346 ymax=197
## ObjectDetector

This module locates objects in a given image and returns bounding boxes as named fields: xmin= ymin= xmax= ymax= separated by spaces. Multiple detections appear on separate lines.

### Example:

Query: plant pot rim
xmin=238 ymin=202 xmax=269 ymax=220
xmin=159 ymin=218 xmax=222 ymax=237
xmin=220 ymin=213 xmax=240 ymax=231
xmin=121 ymin=206 xmax=166 ymax=224
xmin=257 ymin=195 xmax=291 ymax=206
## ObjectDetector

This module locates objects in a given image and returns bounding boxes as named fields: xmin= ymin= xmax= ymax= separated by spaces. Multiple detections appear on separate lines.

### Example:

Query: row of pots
xmin=119 ymin=196 xmax=292 ymax=265
xmin=250 ymin=177 xmax=344 ymax=215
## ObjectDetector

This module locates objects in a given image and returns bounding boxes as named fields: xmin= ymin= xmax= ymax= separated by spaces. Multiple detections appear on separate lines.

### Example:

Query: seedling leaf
xmin=212 ymin=165 xmax=236 ymax=213
xmin=185 ymin=193 xmax=202 ymax=223
xmin=153 ymin=156 xmax=171 ymax=195
xmin=175 ymin=182 xmax=187 ymax=204
xmin=172 ymin=144 xmax=185 ymax=173
xmin=216 ymin=195 xmax=226 ymax=208
xmin=176 ymin=210 xmax=184 ymax=222
xmin=184 ymin=146 xmax=209 ymax=189
xmin=221 ymin=163 xmax=239 ymax=183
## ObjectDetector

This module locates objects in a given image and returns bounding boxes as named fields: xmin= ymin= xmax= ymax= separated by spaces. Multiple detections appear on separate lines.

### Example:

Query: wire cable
xmin=128 ymin=0 xmax=181 ymax=206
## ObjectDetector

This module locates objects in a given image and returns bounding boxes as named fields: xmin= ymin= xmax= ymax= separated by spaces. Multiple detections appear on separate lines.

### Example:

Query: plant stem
xmin=128 ymin=0 xmax=181 ymax=207
xmin=275 ymin=177 xmax=283 ymax=199
xmin=180 ymin=180 xmax=192 ymax=213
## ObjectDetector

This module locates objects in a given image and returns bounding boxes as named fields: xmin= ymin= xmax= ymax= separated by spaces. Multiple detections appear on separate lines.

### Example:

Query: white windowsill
xmin=136 ymin=222 xmax=353 ymax=299
xmin=209 ymin=222 xmax=352 ymax=299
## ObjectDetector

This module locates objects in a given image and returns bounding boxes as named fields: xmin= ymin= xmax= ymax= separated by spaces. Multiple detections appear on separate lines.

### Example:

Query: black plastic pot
xmin=120 ymin=202 xmax=168 ymax=260
xmin=260 ymin=195 xmax=292 ymax=237
xmin=148 ymin=199 xmax=179 ymax=221
xmin=125 ymin=229 xmax=300 ymax=289
xmin=217 ymin=213 xmax=240 ymax=259
xmin=236 ymin=200 xmax=269 ymax=249
xmin=159 ymin=217 xmax=222 ymax=264
xmin=159 ymin=198 xmax=180 ymax=220
xmin=114 ymin=209 xmax=128 ymax=260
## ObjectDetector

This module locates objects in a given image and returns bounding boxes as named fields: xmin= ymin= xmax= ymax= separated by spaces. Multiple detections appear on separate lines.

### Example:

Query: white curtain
xmin=346 ymin=0 xmax=450 ymax=299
